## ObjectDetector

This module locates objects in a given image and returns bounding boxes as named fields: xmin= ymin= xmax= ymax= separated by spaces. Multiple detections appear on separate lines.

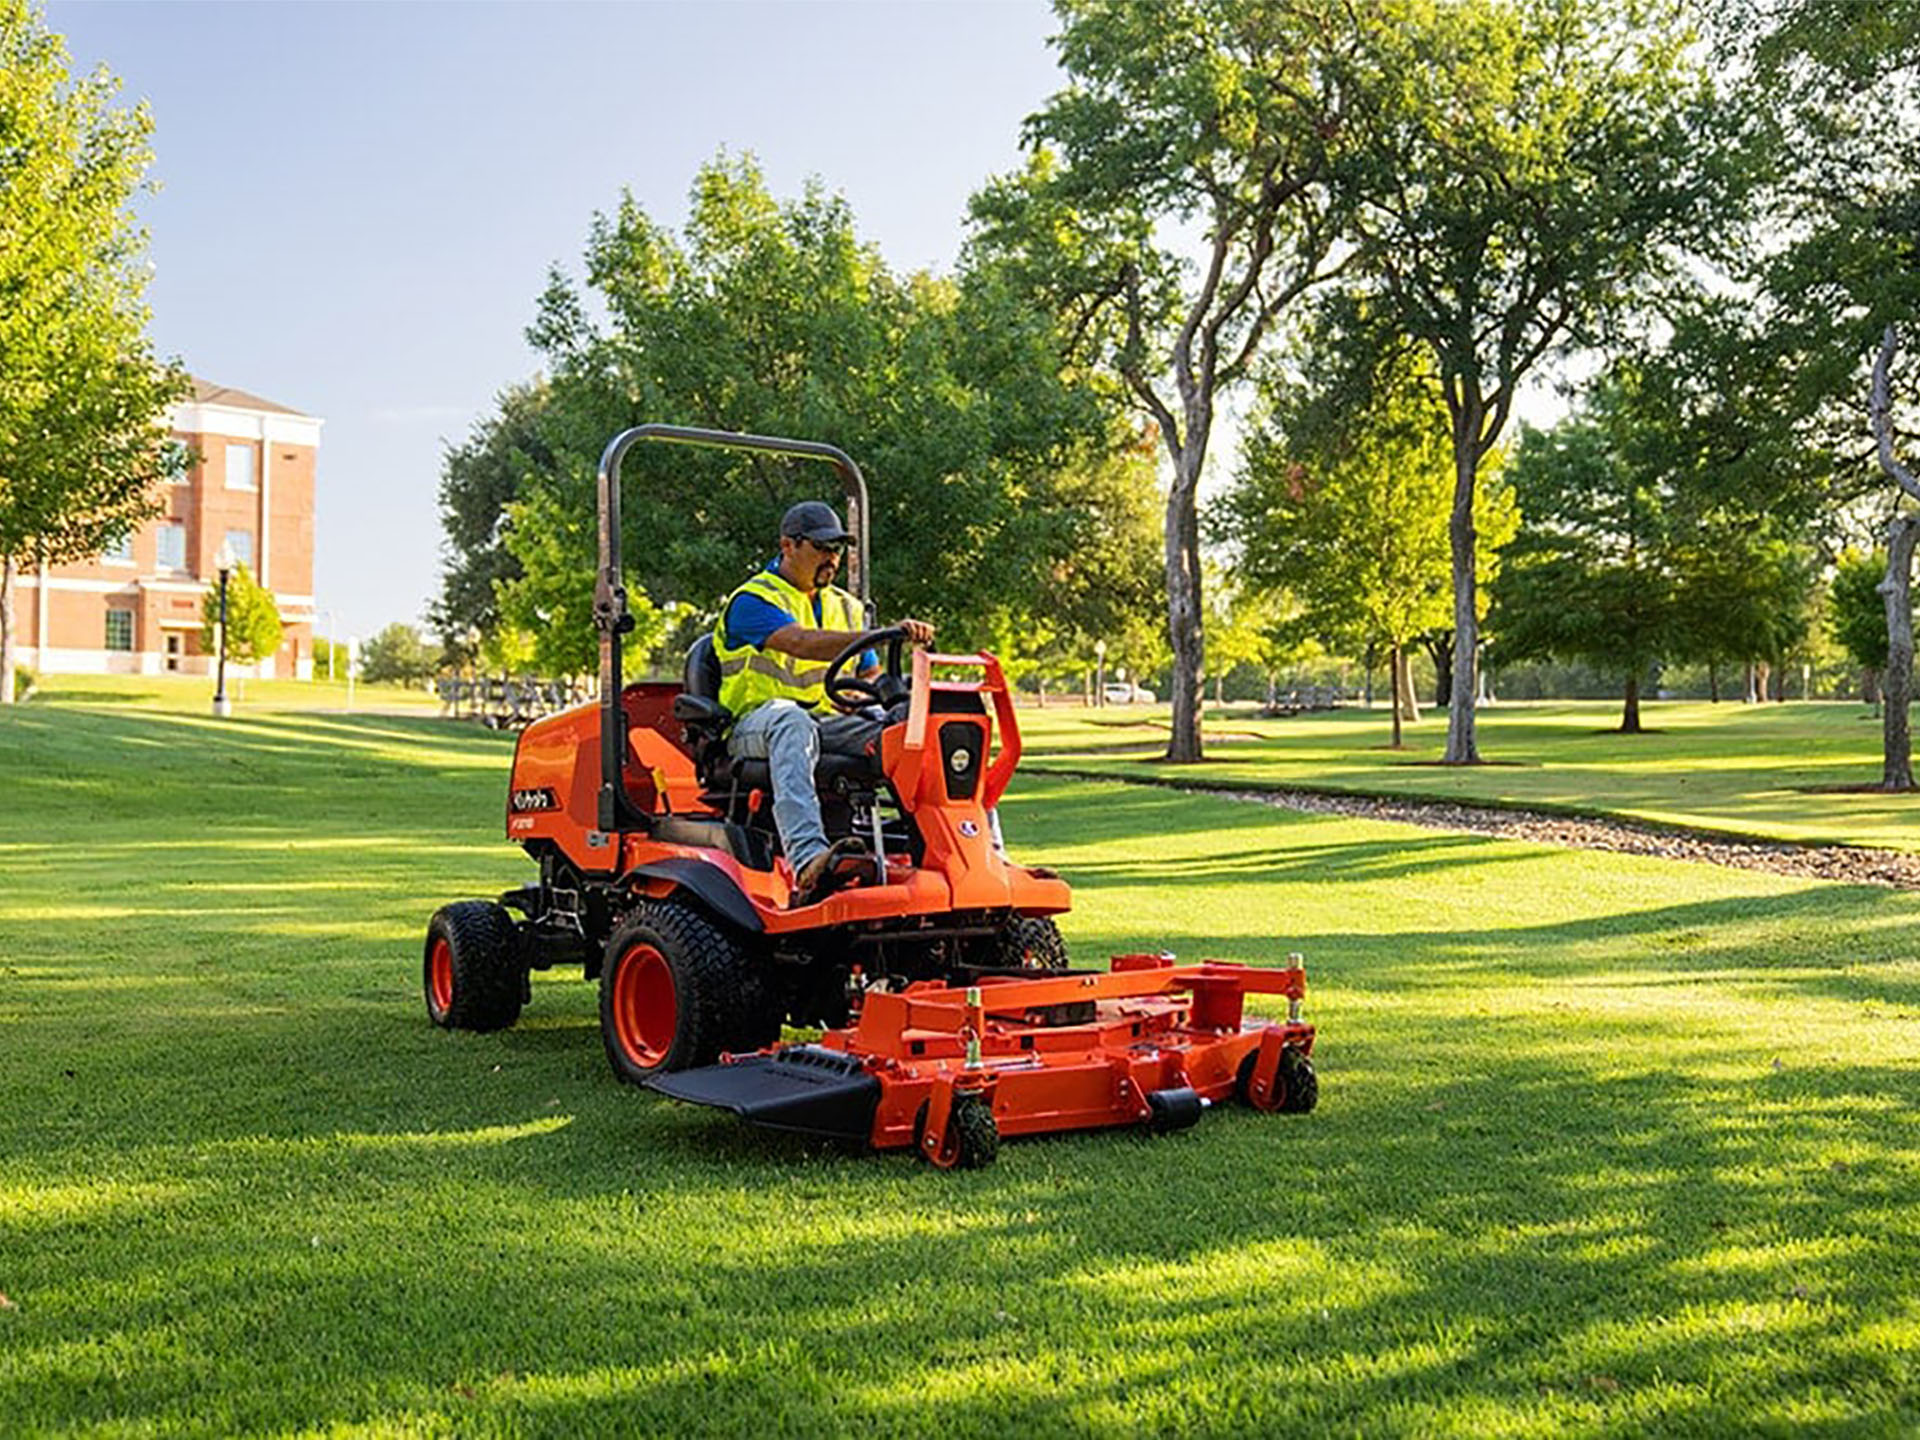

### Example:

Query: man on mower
xmin=715 ymin=500 xmax=934 ymax=903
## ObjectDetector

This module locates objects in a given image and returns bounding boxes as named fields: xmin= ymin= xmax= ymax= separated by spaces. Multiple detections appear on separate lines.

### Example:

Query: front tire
xmin=599 ymin=900 xmax=772 ymax=1082
xmin=423 ymin=901 xmax=525 ymax=1032
xmin=996 ymin=915 xmax=1069 ymax=970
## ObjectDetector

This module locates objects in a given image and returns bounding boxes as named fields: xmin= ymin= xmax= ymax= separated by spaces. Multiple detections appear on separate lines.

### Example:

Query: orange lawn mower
xmin=422 ymin=424 xmax=1318 ymax=1168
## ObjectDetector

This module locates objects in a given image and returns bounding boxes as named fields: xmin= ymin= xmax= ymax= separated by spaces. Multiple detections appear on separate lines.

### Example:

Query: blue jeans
xmin=727 ymin=700 xmax=881 ymax=872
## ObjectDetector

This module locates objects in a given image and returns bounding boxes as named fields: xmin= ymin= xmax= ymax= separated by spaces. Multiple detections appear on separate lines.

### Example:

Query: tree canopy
xmin=968 ymin=0 xmax=1372 ymax=761
xmin=1334 ymin=0 xmax=1736 ymax=760
xmin=437 ymin=153 xmax=1160 ymax=679
xmin=0 ymin=0 xmax=188 ymax=702
xmin=198 ymin=564 xmax=282 ymax=669
xmin=1223 ymin=341 xmax=1516 ymax=745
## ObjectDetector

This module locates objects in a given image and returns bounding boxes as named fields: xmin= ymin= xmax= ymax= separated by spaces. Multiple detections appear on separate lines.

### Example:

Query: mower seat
xmin=676 ymin=634 xmax=883 ymax=806
xmin=674 ymin=634 xmax=731 ymax=729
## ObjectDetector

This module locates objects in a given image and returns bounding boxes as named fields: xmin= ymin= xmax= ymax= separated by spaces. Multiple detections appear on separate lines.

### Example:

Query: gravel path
xmin=1048 ymin=769 xmax=1920 ymax=890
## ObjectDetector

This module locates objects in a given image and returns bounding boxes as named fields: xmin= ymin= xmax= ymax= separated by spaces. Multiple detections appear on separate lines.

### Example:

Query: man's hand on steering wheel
xmin=824 ymin=620 xmax=934 ymax=712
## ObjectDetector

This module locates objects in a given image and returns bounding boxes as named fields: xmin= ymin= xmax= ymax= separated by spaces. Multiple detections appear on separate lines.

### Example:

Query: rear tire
xmin=600 ymin=900 xmax=772 ymax=1082
xmin=423 ymin=901 xmax=525 ymax=1032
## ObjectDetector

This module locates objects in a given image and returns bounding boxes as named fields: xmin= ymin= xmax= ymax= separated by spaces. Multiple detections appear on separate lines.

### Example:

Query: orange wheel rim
xmin=612 ymin=943 xmax=676 ymax=1069
xmin=429 ymin=936 xmax=454 ymax=1016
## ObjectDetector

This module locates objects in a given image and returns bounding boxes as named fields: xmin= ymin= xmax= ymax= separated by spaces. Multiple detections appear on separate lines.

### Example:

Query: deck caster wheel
xmin=1237 ymin=1042 xmax=1318 ymax=1114
xmin=916 ymin=1093 xmax=999 ymax=1170
xmin=423 ymin=901 xmax=525 ymax=1032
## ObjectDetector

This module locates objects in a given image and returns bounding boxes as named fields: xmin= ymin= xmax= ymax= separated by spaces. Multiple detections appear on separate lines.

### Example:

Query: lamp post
xmin=211 ymin=540 xmax=236 ymax=718
xmin=1094 ymin=639 xmax=1107 ymax=708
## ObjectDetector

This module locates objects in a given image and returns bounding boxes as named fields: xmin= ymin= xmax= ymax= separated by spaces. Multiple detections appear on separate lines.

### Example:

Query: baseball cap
xmin=781 ymin=500 xmax=853 ymax=545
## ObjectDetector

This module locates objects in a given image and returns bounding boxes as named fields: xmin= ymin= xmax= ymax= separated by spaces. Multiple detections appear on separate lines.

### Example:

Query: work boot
xmin=791 ymin=838 xmax=869 ymax=908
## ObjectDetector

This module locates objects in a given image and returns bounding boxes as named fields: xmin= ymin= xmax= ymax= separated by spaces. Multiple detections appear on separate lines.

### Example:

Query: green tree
xmin=1491 ymin=407 xmax=1675 ymax=732
xmin=358 ymin=623 xmax=441 ymax=686
xmin=198 ymin=564 xmax=282 ymax=667
xmin=311 ymin=638 xmax=350 ymax=682
xmin=1223 ymin=345 xmax=1516 ymax=747
xmin=431 ymin=378 xmax=554 ymax=652
xmin=1342 ymin=0 xmax=1735 ymax=761
xmin=1830 ymin=550 xmax=1892 ymax=703
xmin=1742 ymin=3 xmax=1920 ymax=781
xmin=967 ymin=0 xmax=1373 ymax=762
xmin=0 ymin=1 xmax=189 ymax=703
xmin=503 ymin=153 xmax=1150 ymax=677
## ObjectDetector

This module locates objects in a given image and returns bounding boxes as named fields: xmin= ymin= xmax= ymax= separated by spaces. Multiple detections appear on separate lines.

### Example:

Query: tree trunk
xmin=1444 ymin=413 xmax=1482 ymax=763
xmin=1755 ymin=659 xmax=1773 ymax=703
xmin=1620 ymin=673 xmax=1642 ymax=733
xmin=1163 ymin=458 xmax=1205 ymax=763
xmin=1395 ymin=647 xmax=1420 ymax=723
xmin=0 ymin=554 xmax=16 ymax=705
xmin=1880 ymin=516 xmax=1918 ymax=790
xmin=1423 ymin=630 xmax=1453 ymax=708
xmin=1388 ymin=642 xmax=1404 ymax=749
xmin=1708 ymin=661 xmax=1719 ymax=703
xmin=1865 ymin=667 xmax=1881 ymax=710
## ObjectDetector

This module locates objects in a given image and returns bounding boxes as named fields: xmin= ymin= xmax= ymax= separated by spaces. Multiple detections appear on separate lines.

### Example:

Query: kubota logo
xmin=510 ymin=787 xmax=559 ymax=813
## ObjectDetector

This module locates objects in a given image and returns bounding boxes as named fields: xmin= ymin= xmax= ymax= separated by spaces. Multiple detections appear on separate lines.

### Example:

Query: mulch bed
xmin=1041 ymin=765 xmax=1920 ymax=890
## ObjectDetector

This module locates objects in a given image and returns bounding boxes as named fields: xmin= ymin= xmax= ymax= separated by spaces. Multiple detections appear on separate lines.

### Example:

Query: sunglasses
xmin=799 ymin=536 xmax=848 ymax=556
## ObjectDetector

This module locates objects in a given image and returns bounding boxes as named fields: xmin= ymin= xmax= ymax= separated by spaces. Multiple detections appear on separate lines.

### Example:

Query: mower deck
xmin=647 ymin=953 xmax=1317 ymax=1167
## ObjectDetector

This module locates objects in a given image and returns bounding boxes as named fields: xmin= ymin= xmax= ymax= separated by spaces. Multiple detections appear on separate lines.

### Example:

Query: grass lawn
xmin=1018 ymin=699 xmax=1920 ymax=852
xmin=3 ymin=691 xmax=1918 ymax=1435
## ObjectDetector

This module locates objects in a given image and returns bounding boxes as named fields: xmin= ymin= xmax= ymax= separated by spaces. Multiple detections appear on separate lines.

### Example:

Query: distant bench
xmin=438 ymin=677 xmax=590 ymax=729
xmin=1263 ymin=685 xmax=1350 ymax=717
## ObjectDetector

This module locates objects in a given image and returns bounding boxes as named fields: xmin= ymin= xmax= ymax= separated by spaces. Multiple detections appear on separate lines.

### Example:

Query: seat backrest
xmin=684 ymin=632 xmax=722 ymax=700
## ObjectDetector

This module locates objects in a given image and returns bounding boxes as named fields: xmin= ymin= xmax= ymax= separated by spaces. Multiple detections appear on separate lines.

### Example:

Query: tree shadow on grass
xmin=7 ymin=1018 xmax=1915 ymax=1436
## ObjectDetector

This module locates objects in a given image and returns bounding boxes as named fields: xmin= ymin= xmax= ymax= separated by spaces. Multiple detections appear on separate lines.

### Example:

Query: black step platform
xmin=645 ymin=1045 xmax=882 ymax=1143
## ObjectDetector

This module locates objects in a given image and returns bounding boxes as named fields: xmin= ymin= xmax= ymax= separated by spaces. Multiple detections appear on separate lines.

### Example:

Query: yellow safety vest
xmin=713 ymin=566 xmax=864 ymax=717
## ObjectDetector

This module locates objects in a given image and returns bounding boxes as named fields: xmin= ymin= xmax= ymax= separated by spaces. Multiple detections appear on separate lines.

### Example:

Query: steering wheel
xmin=824 ymin=626 xmax=911 ymax=711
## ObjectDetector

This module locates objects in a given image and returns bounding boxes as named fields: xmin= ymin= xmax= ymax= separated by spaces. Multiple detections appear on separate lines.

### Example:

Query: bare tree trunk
xmin=1865 ymin=667 xmax=1881 ymax=710
xmin=0 ymin=554 xmax=16 ymax=705
xmin=1395 ymin=647 xmax=1420 ymax=723
xmin=1873 ymin=325 xmax=1920 ymax=790
xmin=1708 ymin=661 xmax=1719 ymax=702
xmin=1755 ymin=659 xmax=1773 ymax=702
xmin=1621 ymin=673 xmax=1642 ymax=733
xmin=1423 ymin=630 xmax=1453 ymax=708
xmin=1163 ymin=455 xmax=1206 ymax=763
xmin=1444 ymin=416 xmax=1481 ymax=763
xmin=1388 ymin=642 xmax=1404 ymax=748
xmin=1880 ymin=517 xmax=1918 ymax=790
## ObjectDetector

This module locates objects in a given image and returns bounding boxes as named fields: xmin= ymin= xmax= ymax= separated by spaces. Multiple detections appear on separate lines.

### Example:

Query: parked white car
xmin=1104 ymin=682 xmax=1156 ymax=704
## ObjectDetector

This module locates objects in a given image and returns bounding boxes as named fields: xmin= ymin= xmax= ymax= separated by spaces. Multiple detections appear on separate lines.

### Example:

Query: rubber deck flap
xmin=645 ymin=1046 xmax=882 ymax=1143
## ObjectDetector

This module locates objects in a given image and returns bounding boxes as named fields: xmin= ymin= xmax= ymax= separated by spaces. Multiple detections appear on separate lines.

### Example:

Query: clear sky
xmin=48 ymin=0 xmax=1064 ymax=645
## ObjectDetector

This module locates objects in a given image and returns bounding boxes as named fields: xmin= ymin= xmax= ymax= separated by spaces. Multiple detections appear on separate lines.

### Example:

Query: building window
xmin=226 ymin=442 xmax=256 ymax=491
xmin=224 ymin=529 xmax=254 ymax=570
xmin=103 ymin=531 xmax=134 ymax=564
xmin=105 ymin=610 xmax=134 ymax=652
xmin=157 ymin=522 xmax=186 ymax=571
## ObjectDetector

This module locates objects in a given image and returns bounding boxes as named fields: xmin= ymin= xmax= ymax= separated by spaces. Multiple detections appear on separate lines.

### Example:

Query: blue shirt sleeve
xmin=723 ymin=591 xmax=797 ymax=651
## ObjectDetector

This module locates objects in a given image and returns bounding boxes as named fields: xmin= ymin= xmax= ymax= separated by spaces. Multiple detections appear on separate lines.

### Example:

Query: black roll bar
xmin=592 ymin=423 xmax=874 ymax=834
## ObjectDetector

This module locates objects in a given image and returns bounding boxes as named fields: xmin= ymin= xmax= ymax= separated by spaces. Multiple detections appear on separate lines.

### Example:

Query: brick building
xmin=12 ymin=378 xmax=322 ymax=679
